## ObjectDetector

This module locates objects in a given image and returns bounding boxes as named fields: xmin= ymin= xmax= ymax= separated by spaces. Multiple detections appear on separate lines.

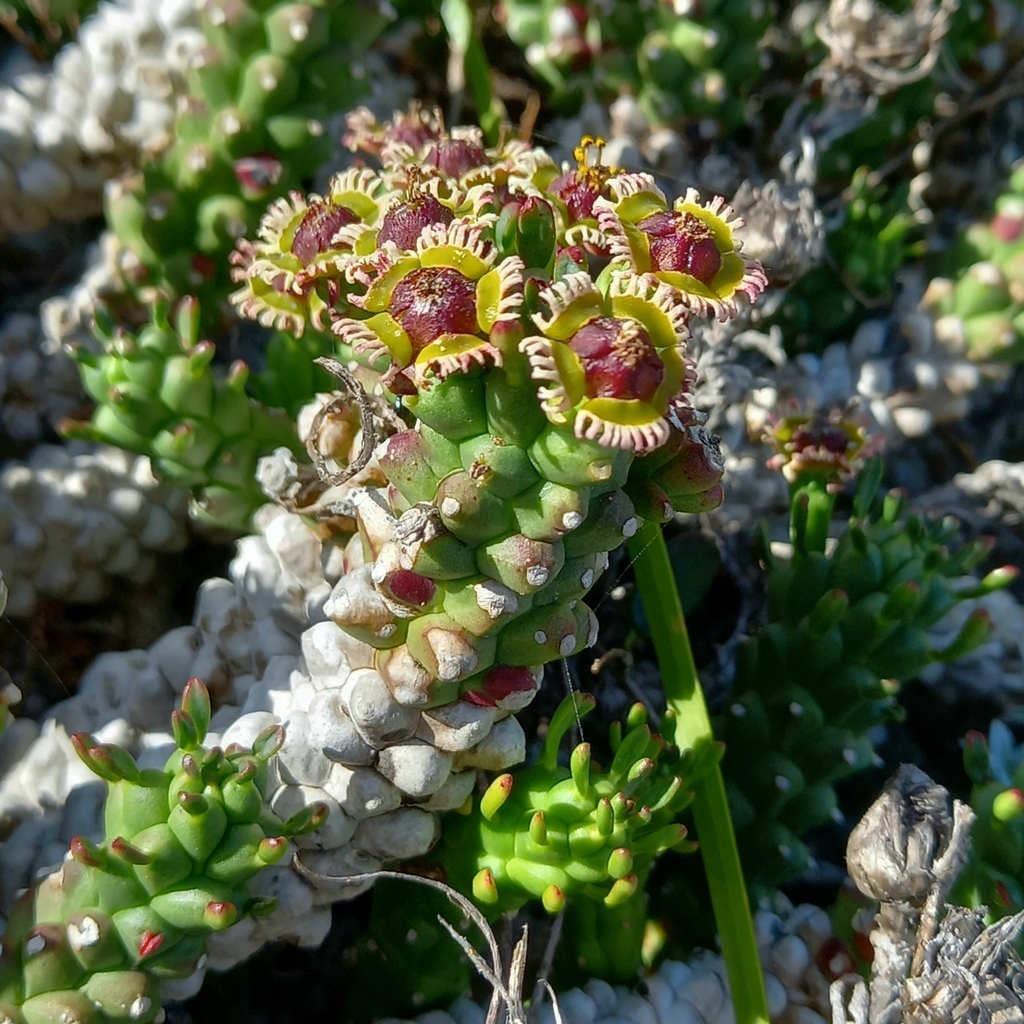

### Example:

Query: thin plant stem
xmin=628 ymin=521 xmax=769 ymax=1024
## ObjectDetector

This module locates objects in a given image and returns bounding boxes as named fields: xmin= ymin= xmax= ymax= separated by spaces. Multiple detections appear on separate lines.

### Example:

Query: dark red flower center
xmin=568 ymin=317 xmax=664 ymax=403
xmin=791 ymin=424 xmax=850 ymax=455
xmin=548 ymin=169 xmax=605 ymax=222
xmin=391 ymin=119 xmax=438 ymax=151
xmin=377 ymin=194 xmax=453 ymax=250
xmin=390 ymin=267 xmax=479 ymax=349
xmin=638 ymin=210 xmax=723 ymax=286
xmin=291 ymin=201 xmax=360 ymax=264
xmin=424 ymin=138 xmax=488 ymax=178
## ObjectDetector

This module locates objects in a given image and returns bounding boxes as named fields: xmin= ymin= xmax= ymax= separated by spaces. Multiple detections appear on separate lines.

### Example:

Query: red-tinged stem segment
xmin=629 ymin=521 xmax=769 ymax=1024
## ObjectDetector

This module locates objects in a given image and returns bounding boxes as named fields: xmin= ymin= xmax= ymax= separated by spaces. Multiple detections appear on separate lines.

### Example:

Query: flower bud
xmin=497 ymin=194 xmax=556 ymax=271
xmin=964 ymin=730 xmax=992 ymax=785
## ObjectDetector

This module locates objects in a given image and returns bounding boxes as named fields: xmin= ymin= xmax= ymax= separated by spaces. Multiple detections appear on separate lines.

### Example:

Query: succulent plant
xmin=439 ymin=693 xmax=697 ymax=917
xmin=62 ymin=296 xmax=303 ymax=530
xmin=228 ymin=110 xmax=765 ymax=955
xmin=954 ymin=721 xmax=1024 ymax=919
xmin=497 ymin=0 xmax=771 ymax=133
xmin=923 ymin=164 xmax=1024 ymax=363
xmin=717 ymin=409 xmax=1014 ymax=895
xmin=0 ymin=443 xmax=189 ymax=618
xmin=0 ymin=677 xmax=325 ymax=1023
xmin=105 ymin=0 xmax=397 ymax=323
xmin=0 ymin=0 xmax=202 ymax=238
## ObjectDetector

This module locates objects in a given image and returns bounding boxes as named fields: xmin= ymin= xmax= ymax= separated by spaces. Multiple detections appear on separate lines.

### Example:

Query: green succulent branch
xmin=924 ymin=164 xmax=1024 ymax=362
xmin=955 ymin=724 xmax=1024 ymax=919
xmin=719 ymin=412 xmax=1016 ymax=898
xmin=0 ymin=678 xmax=326 ymax=1022
xmin=61 ymin=296 xmax=306 ymax=530
xmin=105 ymin=0 xmax=396 ymax=322
xmin=439 ymin=691 xmax=697 ymax=918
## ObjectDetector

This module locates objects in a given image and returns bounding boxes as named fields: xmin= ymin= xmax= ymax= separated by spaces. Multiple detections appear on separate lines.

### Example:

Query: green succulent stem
xmin=790 ymin=479 xmax=836 ymax=558
xmin=629 ymin=521 xmax=769 ymax=1024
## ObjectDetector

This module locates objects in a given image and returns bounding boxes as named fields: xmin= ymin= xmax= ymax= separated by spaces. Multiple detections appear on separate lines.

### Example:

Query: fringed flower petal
xmin=344 ymin=103 xmax=441 ymax=160
xmin=519 ymin=336 xmax=578 ymax=422
xmin=531 ymin=272 xmax=604 ymax=339
xmin=230 ymin=275 xmax=309 ymax=337
xmin=599 ymin=172 xmax=668 ymax=221
xmin=415 ymin=217 xmax=497 ymax=278
xmin=414 ymin=334 xmax=504 ymax=382
xmin=333 ymin=313 xmax=412 ymax=369
xmin=346 ymin=244 xmax=420 ymax=311
xmin=575 ymin=402 xmax=671 ymax=452
xmin=477 ymin=256 xmax=524 ymax=333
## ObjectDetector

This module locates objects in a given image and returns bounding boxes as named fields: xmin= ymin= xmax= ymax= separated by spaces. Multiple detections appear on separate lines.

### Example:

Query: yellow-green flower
xmin=229 ymin=168 xmax=390 ymax=333
xmin=520 ymin=272 xmax=693 ymax=452
xmin=595 ymin=172 xmax=767 ymax=320
xmin=333 ymin=218 xmax=524 ymax=387
xmin=765 ymin=400 xmax=884 ymax=486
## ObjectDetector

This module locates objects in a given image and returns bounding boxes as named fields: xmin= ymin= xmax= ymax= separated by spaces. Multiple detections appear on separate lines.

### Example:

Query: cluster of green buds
xmin=924 ymin=165 xmax=1024 ymax=362
xmin=105 ymin=0 xmax=395 ymax=322
xmin=716 ymin=405 xmax=1015 ymax=893
xmin=954 ymin=722 xmax=1024 ymax=919
xmin=439 ymin=693 xmax=696 ymax=915
xmin=229 ymin=108 xmax=761 ymax=714
xmin=0 ymin=678 xmax=325 ymax=1022
xmin=62 ymin=297 xmax=303 ymax=530
xmin=498 ymin=0 xmax=769 ymax=133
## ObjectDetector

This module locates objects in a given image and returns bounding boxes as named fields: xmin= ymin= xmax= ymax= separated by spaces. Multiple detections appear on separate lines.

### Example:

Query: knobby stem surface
xmin=628 ymin=521 xmax=769 ymax=1024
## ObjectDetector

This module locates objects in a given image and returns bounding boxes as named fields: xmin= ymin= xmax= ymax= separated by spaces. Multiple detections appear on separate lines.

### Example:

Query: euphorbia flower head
xmin=765 ymin=400 xmax=883 ymax=487
xmin=345 ymin=104 xmax=541 ymax=203
xmin=596 ymin=172 xmax=768 ymax=319
xmin=229 ymin=168 xmax=391 ymax=333
xmin=546 ymin=135 xmax=618 ymax=252
xmin=511 ymin=135 xmax=618 ymax=255
xmin=333 ymin=218 xmax=524 ymax=386
xmin=343 ymin=102 xmax=443 ymax=158
xmin=521 ymin=271 xmax=693 ymax=451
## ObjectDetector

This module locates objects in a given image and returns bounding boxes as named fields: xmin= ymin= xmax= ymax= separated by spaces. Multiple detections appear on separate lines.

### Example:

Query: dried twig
xmin=310 ymin=356 xmax=379 ymax=485
xmin=815 ymin=0 xmax=958 ymax=93
xmin=292 ymin=861 xmax=563 ymax=1024
xmin=529 ymin=911 xmax=564 ymax=1017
